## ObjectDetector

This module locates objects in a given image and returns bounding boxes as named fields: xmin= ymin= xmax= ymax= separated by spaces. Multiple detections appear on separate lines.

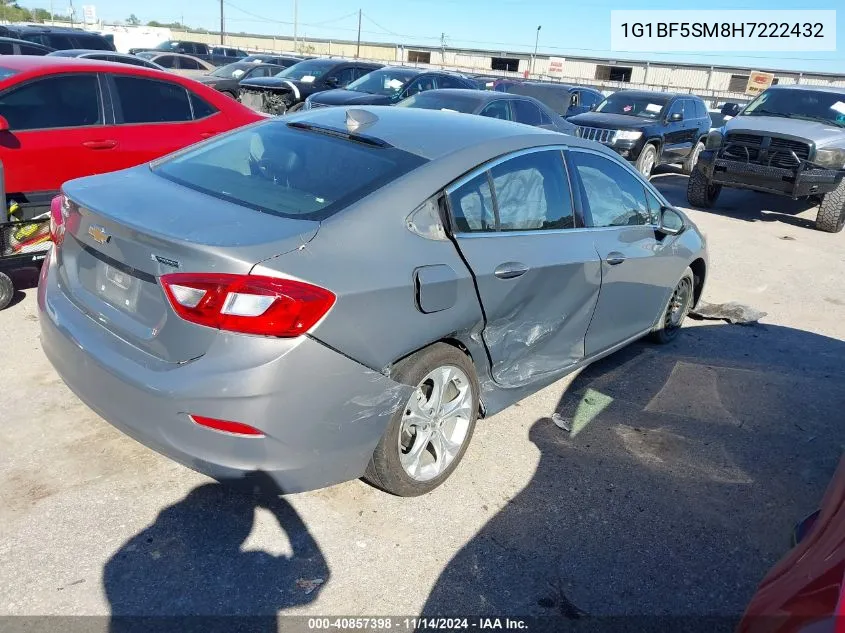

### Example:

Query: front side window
xmin=112 ymin=76 xmax=192 ymax=124
xmin=329 ymin=67 xmax=356 ymax=87
xmin=569 ymin=151 xmax=650 ymax=228
xmin=153 ymin=121 xmax=427 ymax=220
xmin=490 ymin=150 xmax=573 ymax=231
xmin=667 ymin=100 xmax=684 ymax=119
xmin=0 ymin=75 xmax=101 ymax=130
xmin=437 ymin=75 xmax=468 ymax=89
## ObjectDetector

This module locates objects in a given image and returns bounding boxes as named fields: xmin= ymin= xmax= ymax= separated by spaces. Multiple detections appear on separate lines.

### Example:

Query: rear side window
xmin=695 ymin=99 xmax=708 ymax=119
xmin=490 ymin=150 xmax=573 ymax=231
xmin=19 ymin=43 xmax=49 ymax=55
xmin=450 ymin=172 xmax=496 ymax=232
xmin=0 ymin=75 xmax=101 ymax=130
xmin=154 ymin=121 xmax=427 ymax=220
xmin=511 ymin=99 xmax=543 ymax=126
xmin=479 ymin=100 xmax=510 ymax=120
xmin=45 ymin=34 xmax=76 ymax=50
xmin=76 ymin=35 xmax=111 ymax=51
xmin=0 ymin=42 xmax=13 ymax=55
xmin=568 ymin=151 xmax=650 ymax=228
xmin=179 ymin=57 xmax=203 ymax=70
xmin=189 ymin=92 xmax=217 ymax=119
xmin=112 ymin=76 xmax=192 ymax=124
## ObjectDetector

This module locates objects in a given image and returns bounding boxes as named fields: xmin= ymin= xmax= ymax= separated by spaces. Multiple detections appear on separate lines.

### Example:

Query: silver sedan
xmin=39 ymin=106 xmax=707 ymax=496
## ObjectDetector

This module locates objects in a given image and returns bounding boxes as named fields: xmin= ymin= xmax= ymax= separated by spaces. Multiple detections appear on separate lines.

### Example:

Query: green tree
xmin=126 ymin=14 xmax=140 ymax=25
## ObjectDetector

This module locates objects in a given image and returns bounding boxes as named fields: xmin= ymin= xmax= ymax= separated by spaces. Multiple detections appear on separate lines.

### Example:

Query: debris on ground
xmin=551 ymin=413 xmax=572 ymax=432
xmin=295 ymin=578 xmax=325 ymax=594
xmin=689 ymin=301 xmax=767 ymax=325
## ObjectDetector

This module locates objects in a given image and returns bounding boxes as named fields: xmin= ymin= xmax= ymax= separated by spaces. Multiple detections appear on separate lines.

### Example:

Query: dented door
xmin=446 ymin=148 xmax=602 ymax=388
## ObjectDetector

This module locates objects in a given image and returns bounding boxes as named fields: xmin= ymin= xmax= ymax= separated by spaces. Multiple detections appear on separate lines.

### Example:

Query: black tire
xmin=816 ymin=178 xmax=845 ymax=233
xmin=687 ymin=165 xmax=722 ymax=208
xmin=635 ymin=143 xmax=658 ymax=179
xmin=364 ymin=343 xmax=480 ymax=497
xmin=683 ymin=141 xmax=705 ymax=175
xmin=287 ymin=102 xmax=304 ymax=113
xmin=650 ymin=267 xmax=695 ymax=344
xmin=0 ymin=272 xmax=13 ymax=311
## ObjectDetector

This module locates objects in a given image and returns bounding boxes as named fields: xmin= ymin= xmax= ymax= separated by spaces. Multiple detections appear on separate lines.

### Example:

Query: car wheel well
xmin=689 ymin=258 xmax=706 ymax=307
xmin=391 ymin=337 xmax=486 ymax=417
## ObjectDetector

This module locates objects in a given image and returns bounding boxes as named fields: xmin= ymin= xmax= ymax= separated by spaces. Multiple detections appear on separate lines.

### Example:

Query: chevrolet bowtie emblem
xmin=88 ymin=225 xmax=110 ymax=245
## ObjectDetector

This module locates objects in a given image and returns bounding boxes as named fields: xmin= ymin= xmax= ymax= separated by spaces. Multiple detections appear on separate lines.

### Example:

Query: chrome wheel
xmin=398 ymin=365 xmax=473 ymax=482
xmin=665 ymin=276 xmax=693 ymax=331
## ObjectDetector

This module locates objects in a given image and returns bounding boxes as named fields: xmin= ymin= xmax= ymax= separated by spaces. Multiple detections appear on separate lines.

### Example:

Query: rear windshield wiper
xmin=286 ymin=121 xmax=391 ymax=148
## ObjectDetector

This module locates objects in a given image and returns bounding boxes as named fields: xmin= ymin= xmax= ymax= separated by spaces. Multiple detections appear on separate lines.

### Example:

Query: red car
xmin=0 ymin=56 xmax=263 ymax=210
xmin=739 ymin=455 xmax=845 ymax=633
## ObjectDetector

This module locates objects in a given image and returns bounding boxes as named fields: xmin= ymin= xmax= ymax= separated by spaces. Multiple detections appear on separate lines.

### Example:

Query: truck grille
xmin=576 ymin=126 xmax=616 ymax=144
xmin=723 ymin=133 xmax=811 ymax=169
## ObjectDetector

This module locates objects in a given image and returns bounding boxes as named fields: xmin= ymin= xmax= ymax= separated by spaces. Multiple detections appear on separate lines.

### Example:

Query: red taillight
xmin=160 ymin=273 xmax=335 ymax=337
xmin=190 ymin=415 xmax=264 ymax=437
xmin=49 ymin=194 xmax=65 ymax=246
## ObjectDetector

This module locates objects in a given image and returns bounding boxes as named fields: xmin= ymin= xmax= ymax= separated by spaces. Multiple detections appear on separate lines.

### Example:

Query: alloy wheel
xmin=398 ymin=365 xmax=473 ymax=482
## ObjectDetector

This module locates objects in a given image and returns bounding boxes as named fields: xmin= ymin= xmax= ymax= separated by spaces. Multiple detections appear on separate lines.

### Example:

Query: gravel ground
xmin=1 ymin=169 xmax=844 ymax=622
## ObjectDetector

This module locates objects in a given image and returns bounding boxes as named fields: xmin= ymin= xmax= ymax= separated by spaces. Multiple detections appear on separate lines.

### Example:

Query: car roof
xmin=286 ymin=105 xmax=592 ymax=161
xmin=613 ymin=89 xmax=697 ymax=101
xmin=50 ymin=49 xmax=131 ymax=56
xmin=0 ymin=36 xmax=50 ymax=46
xmin=767 ymin=84 xmax=845 ymax=94
xmin=3 ymin=24 xmax=86 ymax=33
xmin=418 ymin=88 xmax=537 ymax=103
xmin=0 ymin=55 xmax=190 ymax=81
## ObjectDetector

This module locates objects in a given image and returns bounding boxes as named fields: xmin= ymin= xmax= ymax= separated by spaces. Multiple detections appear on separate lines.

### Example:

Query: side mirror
xmin=658 ymin=206 xmax=685 ymax=235
xmin=0 ymin=115 xmax=9 ymax=132
xmin=668 ymin=112 xmax=683 ymax=122
xmin=721 ymin=102 xmax=741 ymax=117
xmin=589 ymin=103 xmax=597 ymax=111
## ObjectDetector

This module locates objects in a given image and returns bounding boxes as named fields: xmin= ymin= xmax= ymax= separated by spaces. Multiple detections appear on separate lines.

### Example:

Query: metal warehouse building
xmin=105 ymin=23 xmax=845 ymax=105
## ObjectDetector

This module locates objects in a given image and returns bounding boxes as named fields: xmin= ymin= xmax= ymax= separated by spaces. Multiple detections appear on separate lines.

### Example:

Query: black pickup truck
xmin=568 ymin=90 xmax=712 ymax=178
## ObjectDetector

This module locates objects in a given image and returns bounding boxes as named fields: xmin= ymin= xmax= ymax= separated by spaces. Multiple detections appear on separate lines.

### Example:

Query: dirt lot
xmin=1 ymin=170 xmax=844 ymax=621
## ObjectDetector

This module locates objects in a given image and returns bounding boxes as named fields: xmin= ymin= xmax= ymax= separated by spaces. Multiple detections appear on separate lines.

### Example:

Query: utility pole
xmin=531 ymin=25 xmax=541 ymax=75
xmin=50 ymin=0 xmax=54 ymax=25
xmin=219 ymin=0 xmax=224 ymax=44
xmin=293 ymin=0 xmax=298 ymax=52
xmin=440 ymin=32 xmax=446 ymax=67
xmin=69 ymin=0 xmax=74 ymax=28
xmin=355 ymin=9 xmax=361 ymax=59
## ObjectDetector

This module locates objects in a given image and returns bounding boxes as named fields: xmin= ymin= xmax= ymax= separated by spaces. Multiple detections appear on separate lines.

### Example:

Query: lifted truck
xmin=688 ymin=85 xmax=845 ymax=233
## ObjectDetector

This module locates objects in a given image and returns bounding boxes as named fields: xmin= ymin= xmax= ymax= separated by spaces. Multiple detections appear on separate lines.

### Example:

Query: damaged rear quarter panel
xmin=250 ymin=166 xmax=488 ymax=383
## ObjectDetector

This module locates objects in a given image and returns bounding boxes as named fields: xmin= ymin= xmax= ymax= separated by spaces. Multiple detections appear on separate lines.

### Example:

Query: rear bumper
xmin=698 ymin=149 xmax=845 ymax=197
xmin=38 ymin=250 xmax=410 ymax=493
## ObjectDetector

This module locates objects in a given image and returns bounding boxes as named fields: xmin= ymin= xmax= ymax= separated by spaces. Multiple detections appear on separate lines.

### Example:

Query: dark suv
xmin=209 ymin=46 xmax=248 ymax=66
xmin=568 ymin=90 xmax=711 ymax=178
xmin=239 ymin=58 xmax=383 ymax=115
xmin=0 ymin=25 xmax=114 ymax=51
xmin=130 ymin=40 xmax=211 ymax=62
xmin=689 ymin=85 xmax=845 ymax=233
xmin=494 ymin=80 xmax=605 ymax=118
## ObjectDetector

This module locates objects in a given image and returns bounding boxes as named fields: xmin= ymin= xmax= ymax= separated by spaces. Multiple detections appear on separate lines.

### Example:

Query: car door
xmin=660 ymin=99 xmax=688 ymax=163
xmin=445 ymin=147 xmax=602 ymax=387
xmin=0 ymin=73 xmax=110 ymax=197
xmin=566 ymin=149 xmax=676 ymax=356
xmin=102 ymin=73 xmax=227 ymax=171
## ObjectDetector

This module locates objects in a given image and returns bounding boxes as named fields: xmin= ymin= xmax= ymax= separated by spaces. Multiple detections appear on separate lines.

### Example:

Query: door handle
xmin=82 ymin=139 xmax=117 ymax=150
xmin=494 ymin=262 xmax=529 ymax=279
xmin=605 ymin=252 xmax=626 ymax=266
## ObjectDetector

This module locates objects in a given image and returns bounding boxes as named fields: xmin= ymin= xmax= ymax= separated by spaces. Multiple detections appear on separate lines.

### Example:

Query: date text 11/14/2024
xmin=307 ymin=618 xmax=529 ymax=630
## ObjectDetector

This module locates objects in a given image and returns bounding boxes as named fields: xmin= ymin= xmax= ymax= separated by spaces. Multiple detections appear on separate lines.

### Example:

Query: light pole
xmin=531 ymin=25 xmax=541 ymax=76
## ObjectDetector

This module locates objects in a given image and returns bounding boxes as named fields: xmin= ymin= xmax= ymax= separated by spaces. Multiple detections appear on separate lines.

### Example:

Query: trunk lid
xmin=56 ymin=166 xmax=318 ymax=363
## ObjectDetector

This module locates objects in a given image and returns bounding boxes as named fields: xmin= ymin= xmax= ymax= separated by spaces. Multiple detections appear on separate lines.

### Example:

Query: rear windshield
xmin=397 ymin=91 xmax=480 ymax=114
xmin=153 ymin=120 xmax=426 ymax=220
